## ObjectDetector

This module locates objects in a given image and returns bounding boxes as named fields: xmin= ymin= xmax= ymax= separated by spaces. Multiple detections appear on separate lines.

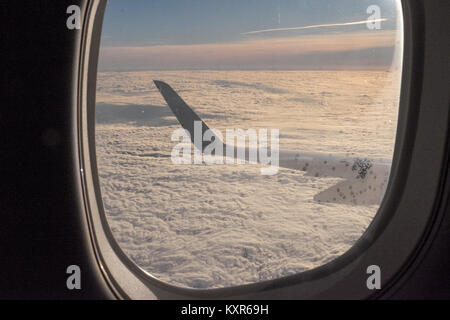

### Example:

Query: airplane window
xmin=95 ymin=0 xmax=403 ymax=289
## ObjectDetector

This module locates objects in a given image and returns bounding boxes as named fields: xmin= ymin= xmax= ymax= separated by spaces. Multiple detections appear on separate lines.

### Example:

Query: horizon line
xmin=98 ymin=67 xmax=393 ymax=73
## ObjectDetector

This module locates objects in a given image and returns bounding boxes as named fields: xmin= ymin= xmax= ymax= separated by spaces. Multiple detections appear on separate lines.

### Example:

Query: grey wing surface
xmin=154 ymin=80 xmax=391 ymax=206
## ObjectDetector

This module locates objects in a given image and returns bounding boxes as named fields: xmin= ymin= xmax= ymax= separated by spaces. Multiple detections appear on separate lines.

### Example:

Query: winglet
xmin=154 ymin=80 xmax=219 ymax=151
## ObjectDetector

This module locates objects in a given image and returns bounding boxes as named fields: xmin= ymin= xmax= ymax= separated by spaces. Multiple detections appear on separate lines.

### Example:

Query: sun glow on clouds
xmin=99 ymin=30 xmax=398 ymax=71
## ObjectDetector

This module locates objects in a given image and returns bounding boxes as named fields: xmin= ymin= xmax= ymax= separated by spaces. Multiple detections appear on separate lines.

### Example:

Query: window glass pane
xmin=96 ymin=0 xmax=403 ymax=289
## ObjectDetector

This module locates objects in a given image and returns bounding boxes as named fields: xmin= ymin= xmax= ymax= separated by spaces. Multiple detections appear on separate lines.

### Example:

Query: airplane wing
xmin=154 ymin=80 xmax=391 ymax=206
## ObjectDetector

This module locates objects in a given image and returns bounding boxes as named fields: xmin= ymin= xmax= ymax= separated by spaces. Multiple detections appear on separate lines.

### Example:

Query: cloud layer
xmin=99 ymin=30 xmax=399 ymax=71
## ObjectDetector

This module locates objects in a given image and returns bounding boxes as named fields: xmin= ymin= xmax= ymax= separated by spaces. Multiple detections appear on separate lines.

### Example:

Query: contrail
xmin=241 ymin=18 xmax=388 ymax=35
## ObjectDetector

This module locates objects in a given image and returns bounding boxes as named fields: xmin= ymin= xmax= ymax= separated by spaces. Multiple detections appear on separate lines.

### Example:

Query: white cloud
xmin=95 ymin=70 xmax=400 ymax=288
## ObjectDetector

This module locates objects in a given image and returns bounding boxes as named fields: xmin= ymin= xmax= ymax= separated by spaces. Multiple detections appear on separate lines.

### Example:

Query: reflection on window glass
xmin=96 ymin=0 xmax=403 ymax=289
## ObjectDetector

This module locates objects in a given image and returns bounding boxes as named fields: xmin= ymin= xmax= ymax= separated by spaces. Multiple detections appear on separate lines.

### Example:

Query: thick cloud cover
xmin=95 ymin=70 xmax=400 ymax=288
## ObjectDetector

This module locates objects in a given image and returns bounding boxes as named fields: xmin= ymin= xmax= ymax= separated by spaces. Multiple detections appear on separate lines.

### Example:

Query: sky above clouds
xmin=99 ymin=0 xmax=402 ymax=71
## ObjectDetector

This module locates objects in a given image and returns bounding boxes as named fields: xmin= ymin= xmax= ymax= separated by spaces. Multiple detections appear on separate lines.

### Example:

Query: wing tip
xmin=153 ymin=80 xmax=166 ymax=91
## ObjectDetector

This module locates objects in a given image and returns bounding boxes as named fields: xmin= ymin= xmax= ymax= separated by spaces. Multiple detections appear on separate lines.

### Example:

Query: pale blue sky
xmin=99 ymin=0 xmax=402 ymax=71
